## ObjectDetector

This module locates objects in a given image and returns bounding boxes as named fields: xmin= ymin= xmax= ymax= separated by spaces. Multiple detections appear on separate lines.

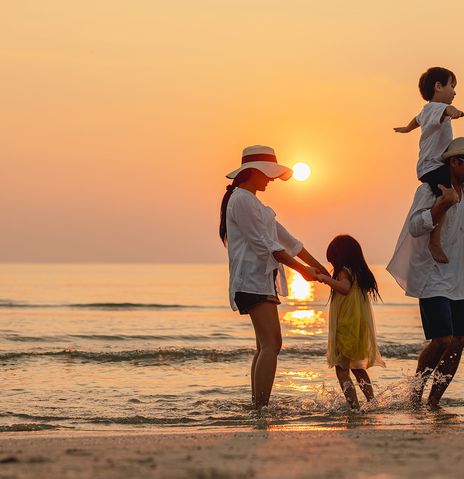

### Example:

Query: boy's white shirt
xmin=416 ymin=102 xmax=452 ymax=179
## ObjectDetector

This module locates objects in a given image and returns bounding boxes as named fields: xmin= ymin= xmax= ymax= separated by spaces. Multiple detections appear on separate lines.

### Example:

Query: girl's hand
xmin=301 ymin=266 xmax=318 ymax=282
xmin=315 ymin=273 xmax=330 ymax=284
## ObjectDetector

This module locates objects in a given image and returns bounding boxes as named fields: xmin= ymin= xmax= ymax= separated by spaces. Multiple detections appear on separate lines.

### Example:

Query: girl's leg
xmin=251 ymin=337 xmax=261 ymax=403
xmin=351 ymin=369 xmax=374 ymax=401
xmin=335 ymin=366 xmax=359 ymax=410
xmin=249 ymin=302 xmax=282 ymax=409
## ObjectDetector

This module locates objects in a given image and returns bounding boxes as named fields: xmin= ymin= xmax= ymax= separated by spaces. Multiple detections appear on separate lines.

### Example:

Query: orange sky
xmin=2 ymin=1 xmax=464 ymax=263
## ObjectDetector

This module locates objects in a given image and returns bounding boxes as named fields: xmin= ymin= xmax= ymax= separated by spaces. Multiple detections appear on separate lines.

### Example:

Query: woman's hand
xmin=300 ymin=266 xmax=319 ymax=282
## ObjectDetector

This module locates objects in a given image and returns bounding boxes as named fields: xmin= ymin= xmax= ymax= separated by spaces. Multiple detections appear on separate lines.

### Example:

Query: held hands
xmin=300 ymin=266 xmax=319 ymax=282
xmin=315 ymin=273 xmax=331 ymax=284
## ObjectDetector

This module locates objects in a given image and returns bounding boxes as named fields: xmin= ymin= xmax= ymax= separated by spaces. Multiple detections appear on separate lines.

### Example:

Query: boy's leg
xmin=424 ymin=165 xmax=459 ymax=263
xmin=335 ymin=365 xmax=359 ymax=410
xmin=351 ymin=369 xmax=374 ymax=401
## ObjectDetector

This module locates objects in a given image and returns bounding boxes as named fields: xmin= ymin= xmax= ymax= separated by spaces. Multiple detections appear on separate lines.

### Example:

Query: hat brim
xmin=226 ymin=161 xmax=293 ymax=181
xmin=443 ymin=149 xmax=464 ymax=160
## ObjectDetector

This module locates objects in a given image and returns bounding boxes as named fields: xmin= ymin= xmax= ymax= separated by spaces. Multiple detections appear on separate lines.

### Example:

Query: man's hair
xmin=418 ymin=67 xmax=456 ymax=101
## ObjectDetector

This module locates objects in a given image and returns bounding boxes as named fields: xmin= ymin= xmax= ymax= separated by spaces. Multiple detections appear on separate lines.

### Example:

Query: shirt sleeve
xmin=408 ymin=185 xmax=436 ymax=238
xmin=276 ymin=222 xmax=303 ymax=257
xmin=419 ymin=103 xmax=448 ymax=129
xmin=230 ymin=194 xmax=285 ymax=258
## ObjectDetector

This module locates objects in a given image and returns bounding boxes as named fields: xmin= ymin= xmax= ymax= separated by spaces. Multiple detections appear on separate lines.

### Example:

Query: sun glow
xmin=287 ymin=271 xmax=314 ymax=302
xmin=292 ymin=162 xmax=311 ymax=181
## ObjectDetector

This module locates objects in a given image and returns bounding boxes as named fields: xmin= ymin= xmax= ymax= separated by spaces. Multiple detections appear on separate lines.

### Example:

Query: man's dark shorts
xmin=419 ymin=163 xmax=451 ymax=197
xmin=419 ymin=296 xmax=464 ymax=339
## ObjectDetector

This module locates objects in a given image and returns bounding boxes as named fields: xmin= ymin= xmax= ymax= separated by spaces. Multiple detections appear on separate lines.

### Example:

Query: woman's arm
xmin=316 ymin=269 xmax=351 ymax=295
xmin=273 ymin=250 xmax=318 ymax=282
xmin=297 ymin=248 xmax=330 ymax=276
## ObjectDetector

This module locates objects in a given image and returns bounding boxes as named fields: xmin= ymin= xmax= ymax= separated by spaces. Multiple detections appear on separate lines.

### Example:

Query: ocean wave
xmin=0 ymin=300 xmax=227 ymax=310
xmin=0 ymin=343 xmax=425 ymax=363
xmin=0 ymin=299 xmax=416 ymax=311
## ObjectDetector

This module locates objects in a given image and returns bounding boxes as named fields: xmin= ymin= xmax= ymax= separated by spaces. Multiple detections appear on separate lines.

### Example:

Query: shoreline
xmin=1 ymin=427 xmax=464 ymax=478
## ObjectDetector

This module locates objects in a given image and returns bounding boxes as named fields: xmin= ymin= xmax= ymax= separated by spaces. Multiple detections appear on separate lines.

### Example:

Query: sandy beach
xmin=1 ymin=426 xmax=463 ymax=479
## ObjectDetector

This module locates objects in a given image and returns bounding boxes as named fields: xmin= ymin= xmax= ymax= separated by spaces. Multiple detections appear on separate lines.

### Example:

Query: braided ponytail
xmin=219 ymin=169 xmax=253 ymax=245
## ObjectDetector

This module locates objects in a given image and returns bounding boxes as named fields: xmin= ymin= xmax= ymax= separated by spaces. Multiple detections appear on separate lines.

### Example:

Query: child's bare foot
xmin=429 ymin=241 xmax=449 ymax=263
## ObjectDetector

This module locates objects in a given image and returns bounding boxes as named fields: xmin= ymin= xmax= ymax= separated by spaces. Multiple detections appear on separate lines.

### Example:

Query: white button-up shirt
xmin=226 ymin=188 xmax=303 ymax=310
xmin=387 ymin=183 xmax=464 ymax=299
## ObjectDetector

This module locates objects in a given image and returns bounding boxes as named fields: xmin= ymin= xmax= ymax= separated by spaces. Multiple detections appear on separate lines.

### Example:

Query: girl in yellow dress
xmin=316 ymin=235 xmax=385 ymax=410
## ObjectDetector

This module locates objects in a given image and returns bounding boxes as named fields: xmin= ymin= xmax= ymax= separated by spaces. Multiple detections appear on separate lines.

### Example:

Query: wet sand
xmin=0 ymin=427 xmax=463 ymax=478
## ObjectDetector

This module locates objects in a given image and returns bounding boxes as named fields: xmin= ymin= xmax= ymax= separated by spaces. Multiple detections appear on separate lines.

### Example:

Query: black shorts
xmin=234 ymin=292 xmax=280 ymax=315
xmin=419 ymin=296 xmax=464 ymax=339
xmin=419 ymin=163 xmax=451 ymax=197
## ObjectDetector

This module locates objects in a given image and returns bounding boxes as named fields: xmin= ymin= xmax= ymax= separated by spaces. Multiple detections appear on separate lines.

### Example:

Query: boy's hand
xmin=437 ymin=184 xmax=460 ymax=205
xmin=446 ymin=105 xmax=464 ymax=119
xmin=393 ymin=126 xmax=411 ymax=133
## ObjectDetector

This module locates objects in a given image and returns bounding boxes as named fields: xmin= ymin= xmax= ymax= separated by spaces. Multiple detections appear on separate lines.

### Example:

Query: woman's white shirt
xmin=226 ymin=188 xmax=303 ymax=310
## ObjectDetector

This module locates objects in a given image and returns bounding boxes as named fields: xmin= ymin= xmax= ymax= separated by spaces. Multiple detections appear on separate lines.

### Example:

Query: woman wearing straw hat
xmin=220 ymin=145 xmax=328 ymax=408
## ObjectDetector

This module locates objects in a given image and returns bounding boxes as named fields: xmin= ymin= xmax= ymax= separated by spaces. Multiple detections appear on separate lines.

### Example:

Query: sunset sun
xmin=292 ymin=162 xmax=311 ymax=181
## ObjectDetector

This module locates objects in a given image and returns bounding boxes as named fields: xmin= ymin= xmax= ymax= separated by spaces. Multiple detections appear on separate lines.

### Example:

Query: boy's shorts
xmin=419 ymin=163 xmax=451 ymax=197
xmin=419 ymin=296 xmax=464 ymax=339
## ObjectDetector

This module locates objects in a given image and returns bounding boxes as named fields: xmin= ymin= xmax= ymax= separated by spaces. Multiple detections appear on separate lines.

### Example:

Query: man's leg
xmin=427 ymin=336 xmax=464 ymax=407
xmin=412 ymin=297 xmax=454 ymax=405
xmin=411 ymin=336 xmax=452 ymax=405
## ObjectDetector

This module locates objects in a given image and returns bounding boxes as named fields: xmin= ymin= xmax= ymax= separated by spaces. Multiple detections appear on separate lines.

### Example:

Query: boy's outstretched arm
xmin=445 ymin=105 xmax=464 ymax=120
xmin=394 ymin=117 xmax=419 ymax=133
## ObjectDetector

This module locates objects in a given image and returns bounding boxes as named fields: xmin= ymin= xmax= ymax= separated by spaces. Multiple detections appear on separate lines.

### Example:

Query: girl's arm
xmin=316 ymin=269 xmax=351 ymax=295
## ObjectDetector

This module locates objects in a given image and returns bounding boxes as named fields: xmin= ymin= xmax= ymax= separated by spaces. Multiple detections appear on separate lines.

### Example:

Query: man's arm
xmin=394 ymin=117 xmax=419 ymax=133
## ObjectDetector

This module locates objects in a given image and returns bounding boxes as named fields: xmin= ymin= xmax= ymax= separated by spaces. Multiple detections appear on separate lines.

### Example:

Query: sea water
xmin=0 ymin=263 xmax=462 ymax=433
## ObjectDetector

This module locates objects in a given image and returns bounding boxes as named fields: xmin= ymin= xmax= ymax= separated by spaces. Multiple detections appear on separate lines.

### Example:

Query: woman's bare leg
xmin=335 ymin=366 xmax=359 ymax=410
xmin=249 ymin=302 xmax=282 ymax=409
xmin=251 ymin=338 xmax=261 ymax=403
xmin=351 ymin=369 xmax=374 ymax=401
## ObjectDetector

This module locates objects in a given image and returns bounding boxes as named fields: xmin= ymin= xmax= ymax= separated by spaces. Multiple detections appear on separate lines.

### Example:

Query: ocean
xmin=0 ymin=263 xmax=463 ymax=433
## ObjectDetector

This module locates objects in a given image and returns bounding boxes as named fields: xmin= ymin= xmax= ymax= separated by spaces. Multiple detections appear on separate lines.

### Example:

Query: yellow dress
xmin=327 ymin=270 xmax=385 ymax=370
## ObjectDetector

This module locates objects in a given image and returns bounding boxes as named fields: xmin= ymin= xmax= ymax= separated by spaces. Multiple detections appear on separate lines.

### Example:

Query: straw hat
xmin=226 ymin=145 xmax=293 ymax=180
xmin=443 ymin=137 xmax=464 ymax=160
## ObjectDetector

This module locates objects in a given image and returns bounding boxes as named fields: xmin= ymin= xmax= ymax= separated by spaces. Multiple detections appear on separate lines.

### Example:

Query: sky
xmin=2 ymin=0 xmax=464 ymax=263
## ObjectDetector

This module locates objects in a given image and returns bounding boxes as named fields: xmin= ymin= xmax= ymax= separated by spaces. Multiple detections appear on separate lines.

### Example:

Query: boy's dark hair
xmin=419 ymin=67 xmax=457 ymax=101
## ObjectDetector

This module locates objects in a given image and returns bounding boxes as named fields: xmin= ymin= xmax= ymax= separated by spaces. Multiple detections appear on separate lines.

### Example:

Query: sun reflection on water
xmin=282 ymin=309 xmax=325 ymax=336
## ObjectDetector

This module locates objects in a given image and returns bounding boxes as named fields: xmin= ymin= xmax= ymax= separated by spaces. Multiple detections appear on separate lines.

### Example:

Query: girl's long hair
xmin=326 ymin=235 xmax=380 ymax=301
xmin=219 ymin=169 xmax=253 ymax=245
